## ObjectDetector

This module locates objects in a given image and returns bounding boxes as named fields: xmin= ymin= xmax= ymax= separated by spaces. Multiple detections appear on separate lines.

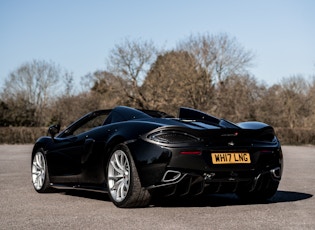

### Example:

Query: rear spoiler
xmin=179 ymin=107 xmax=220 ymax=123
xmin=179 ymin=107 xmax=239 ymax=129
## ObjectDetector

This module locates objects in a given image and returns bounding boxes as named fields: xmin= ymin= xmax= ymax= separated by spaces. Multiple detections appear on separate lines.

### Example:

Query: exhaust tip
xmin=161 ymin=170 xmax=182 ymax=182
xmin=270 ymin=167 xmax=281 ymax=179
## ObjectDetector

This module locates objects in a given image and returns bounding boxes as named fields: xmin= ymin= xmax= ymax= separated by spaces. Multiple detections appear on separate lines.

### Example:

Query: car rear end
xmin=142 ymin=124 xmax=283 ymax=198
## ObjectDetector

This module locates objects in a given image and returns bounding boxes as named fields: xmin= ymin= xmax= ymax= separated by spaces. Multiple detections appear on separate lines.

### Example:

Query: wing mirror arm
xmin=48 ymin=124 xmax=60 ymax=142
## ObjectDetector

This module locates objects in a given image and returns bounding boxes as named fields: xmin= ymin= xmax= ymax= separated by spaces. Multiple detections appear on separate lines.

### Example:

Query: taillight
xmin=148 ymin=131 xmax=199 ymax=144
xmin=180 ymin=151 xmax=202 ymax=155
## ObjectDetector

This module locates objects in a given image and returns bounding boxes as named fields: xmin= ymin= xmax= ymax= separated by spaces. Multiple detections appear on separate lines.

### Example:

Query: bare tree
xmin=307 ymin=75 xmax=315 ymax=127
xmin=255 ymin=84 xmax=283 ymax=126
xmin=214 ymin=74 xmax=264 ymax=121
xmin=106 ymin=38 xmax=158 ymax=108
xmin=256 ymin=75 xmax=311 ymax=128
xmin=279 ymin=75 xmax=311 ymax=128
xmin=1 ymin=60 xmax=62 ymax=126
xmin=142 ymin=50 xmax=213 ymax=114
xmin=176 ymin=33 xmax=255 ymax=117
xmin=90 ymin=70 xmax=126 ymax=108
xmin=177 ymin=33 xmax=254 ymax=84
xmin=49 ymin=92 xmax=102 ymax=127
xmin=0 ymin=96 xmax=36 ymax=126
xmin=63 ymin=71 xmax=75 ymax=96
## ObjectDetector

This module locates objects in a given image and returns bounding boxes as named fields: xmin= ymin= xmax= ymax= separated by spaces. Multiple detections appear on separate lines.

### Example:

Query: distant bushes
xmin=275 ymin=128 xmax=315 ymax=145
xmin=0 ymin=127 xmax=47 ymax=144
xmin=0 ymin=126 xmax=314 ymax=145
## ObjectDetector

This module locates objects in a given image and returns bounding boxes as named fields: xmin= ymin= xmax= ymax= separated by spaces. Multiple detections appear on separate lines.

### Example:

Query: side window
xmin=72 ymin=114 xmax=108 ymax=136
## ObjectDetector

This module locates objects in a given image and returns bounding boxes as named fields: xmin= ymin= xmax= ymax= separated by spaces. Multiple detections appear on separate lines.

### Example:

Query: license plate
xmin=211 ymin=153 xmax=251 ymax=164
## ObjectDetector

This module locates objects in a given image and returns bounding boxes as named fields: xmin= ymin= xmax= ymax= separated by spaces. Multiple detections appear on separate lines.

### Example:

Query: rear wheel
xmin=106 ymin=144 xmax=151 ymax=208
xmin=31 ymin=149 xmax=52 ymax=193
xmin=237 ymin=174 xmax=279 ymax=201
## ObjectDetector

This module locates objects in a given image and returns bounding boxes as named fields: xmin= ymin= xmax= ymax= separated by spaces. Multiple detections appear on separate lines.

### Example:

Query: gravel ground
xmin=0 ymin=145 xmax=314 ymax=230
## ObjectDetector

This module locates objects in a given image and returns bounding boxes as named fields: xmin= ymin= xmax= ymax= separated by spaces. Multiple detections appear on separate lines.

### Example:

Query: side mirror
xmin=48 ymin=124 xmax=60 ymax=141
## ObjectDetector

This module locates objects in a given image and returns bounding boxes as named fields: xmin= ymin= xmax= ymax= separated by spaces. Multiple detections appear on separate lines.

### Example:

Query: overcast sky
xmin=1 ymin=0 xmax=314 ymax=90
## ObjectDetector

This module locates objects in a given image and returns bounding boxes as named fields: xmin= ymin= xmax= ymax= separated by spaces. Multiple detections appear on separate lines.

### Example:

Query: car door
xmin=47 ymin=134 xmax=86 ymax=177
xmin=46 ymin=111 xmax=110 ymax=183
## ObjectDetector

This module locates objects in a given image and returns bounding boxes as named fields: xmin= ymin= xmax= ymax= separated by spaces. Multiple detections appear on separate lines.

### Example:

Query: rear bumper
xmin=128 ymin=139 xmax=283 ymax=193
xmin=147 ymin=166 xmax=282 ymax=196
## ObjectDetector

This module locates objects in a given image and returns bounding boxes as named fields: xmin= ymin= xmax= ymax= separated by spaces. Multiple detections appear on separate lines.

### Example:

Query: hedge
xmin=0 ymin=127 xmax=314 ymax=145
xmin=274 ymin=128 xmax=315 ymax=145
xmin=0 ymin=127 xmax=47 ymax=144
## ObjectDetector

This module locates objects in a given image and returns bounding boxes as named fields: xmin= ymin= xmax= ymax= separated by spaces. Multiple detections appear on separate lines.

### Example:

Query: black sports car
xmin=31 ymin=106 xmax=283 ymax=208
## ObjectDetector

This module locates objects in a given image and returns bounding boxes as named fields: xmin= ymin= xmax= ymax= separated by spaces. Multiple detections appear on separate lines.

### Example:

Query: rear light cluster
xmin=180 ymin=151 xmax=201 ymax=155
xmin=256 ymin=130 xmax=277 ymax=142
xmin=148 ymin=131 xmax=199 ymax=144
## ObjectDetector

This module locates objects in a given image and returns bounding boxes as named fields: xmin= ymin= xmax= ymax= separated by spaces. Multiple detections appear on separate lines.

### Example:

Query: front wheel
xmin=31 ymin=149 xmax=52 ymax=193
xmin=106 ymin=144 xmax=151 ymax=208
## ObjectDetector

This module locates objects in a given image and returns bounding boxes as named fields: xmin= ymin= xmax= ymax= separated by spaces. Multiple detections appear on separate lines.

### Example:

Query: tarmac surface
xmin=0 ymin=145 xmax=314 ymax=229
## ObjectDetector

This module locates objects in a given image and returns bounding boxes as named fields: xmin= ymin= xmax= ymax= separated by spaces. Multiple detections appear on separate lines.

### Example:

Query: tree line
xmin=0 ymin=33 xmax=314 ymax=144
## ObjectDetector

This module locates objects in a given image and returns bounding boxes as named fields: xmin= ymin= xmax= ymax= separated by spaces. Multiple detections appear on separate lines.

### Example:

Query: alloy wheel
xmin=107 ymin=149 xmax=131 ymax=202
xmin=32 ymin=151 xmax=46 ymax=190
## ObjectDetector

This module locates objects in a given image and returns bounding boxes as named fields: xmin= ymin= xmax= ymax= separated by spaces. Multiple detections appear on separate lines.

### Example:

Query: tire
xmin=31 ymin=149 xmax=52 ymax=193
xmin=237 ymin=174 xmax=279 ymax=202
xmin=106 ymin=144 xmax=151 ymax=208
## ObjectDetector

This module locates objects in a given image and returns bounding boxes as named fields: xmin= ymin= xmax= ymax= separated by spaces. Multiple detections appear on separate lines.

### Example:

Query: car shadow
xmin=61 ymin=189 xmax=111 ymax=202
xmin=270 ymin=190 xmax=313 ymax=203
xmin=60 ymin=189 xmax=312 ymax=208
xmin=152 ymin=190 xmax=313 ymax=207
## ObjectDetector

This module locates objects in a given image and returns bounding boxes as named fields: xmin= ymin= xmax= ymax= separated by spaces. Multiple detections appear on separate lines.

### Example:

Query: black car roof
xmin=104 ymin=106 xmax=239 ymax=129
xmin=105 ymin=106 xmax=152 ymax=124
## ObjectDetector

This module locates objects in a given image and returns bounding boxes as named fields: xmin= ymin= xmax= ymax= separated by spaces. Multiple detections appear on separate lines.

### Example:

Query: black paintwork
xmin=32 ymin=106 xmax=283 ymax=195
